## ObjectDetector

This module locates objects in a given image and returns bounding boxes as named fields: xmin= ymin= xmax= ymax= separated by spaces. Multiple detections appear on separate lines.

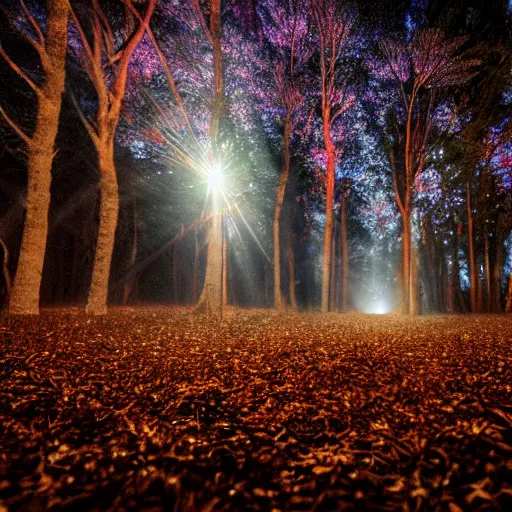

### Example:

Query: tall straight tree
xmin=70 ymin=0 xmax=156 ymax=315
xmin=259 ymin=0 xmax=311 ymax=310
xmin=195 ymin=0 xmax=225 ymax=316
xmin=0 ymin=0 xmax=69 ymax=315
xmin=311 ymin=0 xmax=354 ymax=312
xmin=381 ymin=29 xmax=479 ymax=314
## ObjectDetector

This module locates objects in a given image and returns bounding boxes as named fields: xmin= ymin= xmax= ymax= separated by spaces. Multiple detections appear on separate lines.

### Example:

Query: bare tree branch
xmin=0 ymin=103 xmax=32 ymax=146
xmin=69 ymin=91 xmax=100 ymax=147
xmin=0 ymin=45 xmax=40 ymax=94
xmin=20 ymin=0 xmax=45 ymax=46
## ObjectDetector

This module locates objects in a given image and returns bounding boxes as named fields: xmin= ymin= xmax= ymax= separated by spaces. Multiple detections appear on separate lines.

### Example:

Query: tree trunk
xmin=195 ymin=0 xmax=224 ymax=316
xmin=410 ymin=237 xmax=419 ymax=315
xmin=452 ymin=234 xmax=467 ymax=313
xmin=196 ymin=213 xmax=223 ymax=315
xmin=8 ymin=0 xmax=68 ymax=315
xmin=467 ymin=183 xmax=478 ymax=313
xmin=492 ymin=236 xmax=502 ymax=312
xmin=340 ymin=189 xmax=349 ymax=311
xmin=401 ymin=208 xmax=411 ymax=314
xmin=287 ymin=229 xmax=297 ymax=311
xmin=273 ymin=113 xmax=291 ymax=310
xmin=506 ymin=264 xmax=512 ymax=313
xmin=191 ymin=226 xmax=199 ymax=302
xmin=447 ymin=255 xmax=455 ymax=313
xmin=477 ymin=271 xmax=483 ymax=313
xmin=0 ymin=238 xmax=11 ymax=307
xmin=484 ymin=232 xmax=491 ymax=312
xmin=222 ymin=228 xmax=228 ymax=307
xmin=321 ymin=140 xmax=335 ymax=313
xmin=329 ymin=221 xmax=336 ymax=310
xmin=86 ymin=144 xmax=119 ymax=315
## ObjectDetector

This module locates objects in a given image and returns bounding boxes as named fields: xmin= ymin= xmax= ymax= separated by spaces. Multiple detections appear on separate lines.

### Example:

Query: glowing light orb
xmin=208 ymin=166 xmax=224 ymax=190
xmin=366 ymin=299 xmax=392 ymax=315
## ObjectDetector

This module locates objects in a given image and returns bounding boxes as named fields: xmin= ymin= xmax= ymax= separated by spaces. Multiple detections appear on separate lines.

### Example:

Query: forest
xmin=1 ymin=0 xmax=512 ymax=510
xmin=0 ymin=0 xmax=510 ymax=317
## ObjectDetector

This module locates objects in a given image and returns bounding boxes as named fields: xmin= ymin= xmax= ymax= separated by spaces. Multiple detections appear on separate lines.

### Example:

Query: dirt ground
xmin=1 ymin=308 xmax=511 ymax=511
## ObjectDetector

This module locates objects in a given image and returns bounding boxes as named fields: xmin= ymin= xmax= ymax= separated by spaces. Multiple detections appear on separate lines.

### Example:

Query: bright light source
xmin=367 ymin=300 xmax=391 ymax=315
xmin=208 ymin=165 xmax=224 ymax=190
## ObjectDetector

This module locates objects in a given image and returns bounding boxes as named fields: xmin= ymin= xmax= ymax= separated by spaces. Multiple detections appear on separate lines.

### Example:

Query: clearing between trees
xmin=1 ymin=309 xmax=511 ymax=510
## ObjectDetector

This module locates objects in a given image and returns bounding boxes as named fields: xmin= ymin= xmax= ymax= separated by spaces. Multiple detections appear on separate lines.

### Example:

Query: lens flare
xmin=208 ymin=165 xmax=224 ymax=190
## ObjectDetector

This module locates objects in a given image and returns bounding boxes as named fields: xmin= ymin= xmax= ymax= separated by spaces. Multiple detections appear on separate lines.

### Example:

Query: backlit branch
xmin=69 ymin=91 xmax=100 ymax=146
xmin=69 ymin=3 xmax=95 ymax=72
xmin=0 ymin=104 xmax=32 ymax=146
xmin=0 ymin=45 xmax=40 ymax=94
xmin=20 ymin=0 xmax=44 ymax=46
xmin=120 ymin=0 xmax=195 ymax=137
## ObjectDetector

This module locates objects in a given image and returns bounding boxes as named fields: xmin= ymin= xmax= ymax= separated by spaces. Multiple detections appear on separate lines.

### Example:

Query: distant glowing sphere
xmin=208 ymin=166 xmax=224 ymax=190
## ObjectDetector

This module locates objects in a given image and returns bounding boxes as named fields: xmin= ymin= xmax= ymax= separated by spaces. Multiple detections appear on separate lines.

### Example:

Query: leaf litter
xmin=0 ymin=308 xmax=511 ymax=510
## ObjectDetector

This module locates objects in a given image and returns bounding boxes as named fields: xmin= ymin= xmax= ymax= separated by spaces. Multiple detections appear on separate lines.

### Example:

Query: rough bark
xmin=196 ymin=213 xmax=223 ymax=315
xmin=86 ymin=146 xmax=119 ymax=315
xmin=72 ymin=0 xmax=155 ymax=314
xmin=7 ymin=0 xmax=69 ymax=315
xmin=273 ymin=114 xmax=291 ymax=310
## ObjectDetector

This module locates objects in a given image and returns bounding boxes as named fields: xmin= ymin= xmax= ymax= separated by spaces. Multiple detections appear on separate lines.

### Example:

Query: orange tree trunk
xmin=273 ymin=113 xmax=291 ymax=310
xmin=86 ymin=144 xmax=119 ymax=315
xmin=401 ymin=208 xmax=411 ymax=314
xmin=9 ymin=0 xmax=68 ymax=315
xmin=340 ymin=190 xmax=349 ymax=311
xmin=321 ymin=136 xmax=335 ymax=313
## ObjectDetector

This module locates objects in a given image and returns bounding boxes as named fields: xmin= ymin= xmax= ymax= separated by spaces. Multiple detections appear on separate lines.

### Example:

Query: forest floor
xmin=1 ymin=308 xmax=512 ymax=511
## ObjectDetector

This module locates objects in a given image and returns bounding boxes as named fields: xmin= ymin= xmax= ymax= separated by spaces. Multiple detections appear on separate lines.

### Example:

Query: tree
xmin=194 ymin=0 xmax=225 ymax=316
xmin=259 ymin=0 xmax=311 ymax=310
xmin=311 ymin=0 xmax=354 ymax=312
xmin=0 ymin=0 xmax=69 ymax=315
xmin=380 ymin=29 xmax=479 ymax=314
xmin=70 ymin=0 xmax=156 ymax=315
